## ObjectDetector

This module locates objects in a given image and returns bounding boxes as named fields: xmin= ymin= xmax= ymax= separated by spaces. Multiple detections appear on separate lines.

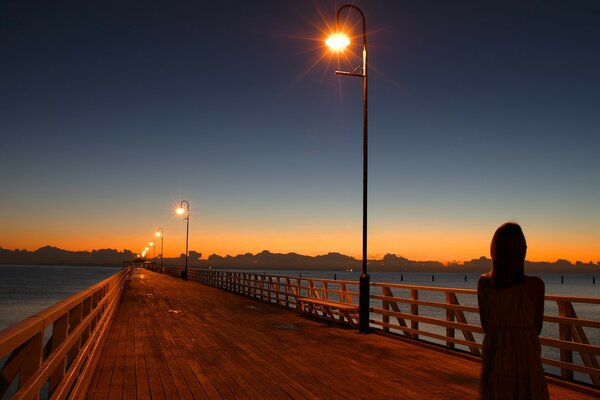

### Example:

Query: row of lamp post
xmin=133 ymin=4 xmax=372 ymax=333
xmin=136 ymin=200 xmax=189 ymax=279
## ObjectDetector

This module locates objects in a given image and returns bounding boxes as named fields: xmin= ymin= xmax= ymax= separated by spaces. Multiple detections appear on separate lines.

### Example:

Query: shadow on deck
xmin=87 ymin=268 xmax=597 ymax=400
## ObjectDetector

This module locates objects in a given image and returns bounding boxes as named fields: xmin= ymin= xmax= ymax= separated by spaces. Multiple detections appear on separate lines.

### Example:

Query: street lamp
xmin=155 ymin=228 xmax=164 ymax=272
xmin=325 ymin=4 xmax=370 ymax=333
xmin=149 ymin=241 xmax=155 ymax=263
xmin=176 ymin=200 xmax=190 ymax=280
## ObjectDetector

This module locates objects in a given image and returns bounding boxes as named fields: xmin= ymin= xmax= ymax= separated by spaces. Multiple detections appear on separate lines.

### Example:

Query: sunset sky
xmin=1 ymin=1 xmax=599 ymax=263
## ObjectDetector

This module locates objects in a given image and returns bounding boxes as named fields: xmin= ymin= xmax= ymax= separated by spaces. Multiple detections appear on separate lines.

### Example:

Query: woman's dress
xmin=479 ymin=282 xmax=549 ymax=399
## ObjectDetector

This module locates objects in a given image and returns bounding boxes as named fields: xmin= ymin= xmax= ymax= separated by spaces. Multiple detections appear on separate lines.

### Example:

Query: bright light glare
xmin=325 ymin=33 xmax=350 ymax=51
xmin=144 ymin=247 xmax=149 ymax=251
xmin=149 ymin=241 xmax=154 ymax=246
xmin=155 ymin=231 xmax=161 ymax=237
xmin=176 ymin=207 xmax=185 ymax=215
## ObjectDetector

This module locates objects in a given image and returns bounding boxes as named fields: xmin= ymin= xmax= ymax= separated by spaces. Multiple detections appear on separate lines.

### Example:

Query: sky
xmin=1 ymin=1 xmax=599 ymax=263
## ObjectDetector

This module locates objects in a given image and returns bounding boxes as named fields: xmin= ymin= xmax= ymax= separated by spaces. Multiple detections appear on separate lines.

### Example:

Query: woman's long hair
xmin=490 ymin=222 xmax=527 ymax=287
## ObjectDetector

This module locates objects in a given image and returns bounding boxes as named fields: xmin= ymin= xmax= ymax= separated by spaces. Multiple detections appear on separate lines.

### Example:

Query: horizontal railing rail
xmin=154 ymin=267 xmax=599 ymax=389
xmin=0 ymin=267 xmax=130 ymax=399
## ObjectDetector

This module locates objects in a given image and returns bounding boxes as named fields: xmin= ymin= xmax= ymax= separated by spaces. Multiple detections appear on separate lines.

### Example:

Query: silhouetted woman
xmin=478 ymin=223 xmax=549 ymax=399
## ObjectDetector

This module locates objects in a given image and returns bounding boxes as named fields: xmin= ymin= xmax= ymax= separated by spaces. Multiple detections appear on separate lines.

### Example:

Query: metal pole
xmin=359 ymin=38 xmax=370 ymax=334
xmin=160 ymin=232 xmax=164 ymax=272
xmin=179 ymin=200 xmax=190 ymax=280
xmin=184 ymin=213 xmax=189 ymax=279
xmin=336 ymin=4 xmax=370 ymax=334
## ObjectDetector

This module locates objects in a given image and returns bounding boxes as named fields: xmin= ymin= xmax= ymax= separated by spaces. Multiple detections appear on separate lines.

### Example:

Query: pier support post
xmin=359 ymin=273 xmax=370 ymax=333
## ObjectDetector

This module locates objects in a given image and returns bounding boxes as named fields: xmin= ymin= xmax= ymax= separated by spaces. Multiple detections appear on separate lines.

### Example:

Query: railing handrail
xmin=0 ymin=267 xmax=131 ymax=399
xmin=0 ymin=272 xmax=123 ymax=354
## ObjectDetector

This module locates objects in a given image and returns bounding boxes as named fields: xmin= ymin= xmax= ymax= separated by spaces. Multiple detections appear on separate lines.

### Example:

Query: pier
xmin=1 ymin=267 xmax=599 ymax=399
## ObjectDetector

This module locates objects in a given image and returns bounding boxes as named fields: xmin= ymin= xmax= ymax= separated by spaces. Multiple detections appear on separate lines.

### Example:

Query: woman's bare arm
xmin=525 ymin=276 xmax=546 ymax=334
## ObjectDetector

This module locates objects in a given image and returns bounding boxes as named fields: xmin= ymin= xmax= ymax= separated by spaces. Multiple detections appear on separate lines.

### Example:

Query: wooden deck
xmin=86 ymin=268 xmax=598 ymax=400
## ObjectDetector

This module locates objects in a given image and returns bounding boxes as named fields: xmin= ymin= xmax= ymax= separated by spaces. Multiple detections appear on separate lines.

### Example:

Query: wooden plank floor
xmin=87 ymin=269 xmax=599 ymax=400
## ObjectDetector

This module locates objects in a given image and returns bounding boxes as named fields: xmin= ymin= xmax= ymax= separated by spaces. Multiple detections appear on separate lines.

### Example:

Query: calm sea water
xmin=0 ymin=265 xmax=122 ymax=331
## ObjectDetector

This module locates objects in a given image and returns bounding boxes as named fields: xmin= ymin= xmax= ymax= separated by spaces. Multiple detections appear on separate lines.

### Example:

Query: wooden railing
xmin=164 ymin=268 xmax=599 ymax=388
xmin=0 ymin=267 xmax=130 ymax=399
xmin=370 ymin=283 xmax=600 ymax=387
xmin=186 ymin=269 xmax=359 ymax=323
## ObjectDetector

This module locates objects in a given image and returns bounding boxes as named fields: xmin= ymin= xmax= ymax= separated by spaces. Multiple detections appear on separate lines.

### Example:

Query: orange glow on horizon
xmin=1 ymin=227 xmax=596 ymax=266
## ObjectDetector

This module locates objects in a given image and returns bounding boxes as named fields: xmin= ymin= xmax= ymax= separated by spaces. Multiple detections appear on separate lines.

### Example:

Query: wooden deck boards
xmin=86 ymin=268 xmax=599 ymax=400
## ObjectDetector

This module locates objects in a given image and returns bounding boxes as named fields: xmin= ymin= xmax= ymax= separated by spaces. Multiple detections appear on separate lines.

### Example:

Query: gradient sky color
xmin=1 ymin=1 xmax=599 ymax=263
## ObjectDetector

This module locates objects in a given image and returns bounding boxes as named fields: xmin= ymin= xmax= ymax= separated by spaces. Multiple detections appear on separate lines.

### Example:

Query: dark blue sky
xmin=1 ymin=1 xmax=599 ymax=262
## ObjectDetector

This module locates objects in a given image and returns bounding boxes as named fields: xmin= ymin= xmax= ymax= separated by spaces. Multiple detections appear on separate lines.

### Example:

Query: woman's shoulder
xmin=525 ymin=275 xmax=545 ymax=288
xmin=478 ymin=273 xmax=492 ymax=289
xmin=524 ymin=275 xmax=545 ymax=295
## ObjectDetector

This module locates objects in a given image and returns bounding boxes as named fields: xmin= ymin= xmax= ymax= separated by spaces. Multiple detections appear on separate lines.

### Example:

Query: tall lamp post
xmin=325 ymin=4 xmax=370 ymax=333
xmin=176 ymin=200 xmax=190 ymax=280
xmin=155 ymin=228 xmax=164 ymax=272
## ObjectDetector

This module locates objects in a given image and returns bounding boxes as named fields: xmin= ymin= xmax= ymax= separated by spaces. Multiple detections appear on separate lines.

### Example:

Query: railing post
xmin=48 ymin=314 xmax=69 ymax=395
xmin=340 ymin=283 xmax=348 ymax=303
xmin=557 ymin=299 xmax=574 ymax=381
xmin=285 ymin=277 xmax=291 ymax=308
xmin=411 ymin=289 xmax=419 ymax=339
xmin=446 ymin=292 xmax=455 ymax=349
xmin=20 ymin=331 xmax=43 ymax=399
xmin=67 ymin=303 xmax=83 ymax=369
xmin=382 ymin=286 xmax=390 ymax=333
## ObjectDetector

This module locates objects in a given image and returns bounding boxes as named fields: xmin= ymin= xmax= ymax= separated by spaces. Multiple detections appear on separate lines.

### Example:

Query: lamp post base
xmin=359 ymin=272 xmax=370 ymax=333
xmin=181 ymin=270 xmax=188 ymax=280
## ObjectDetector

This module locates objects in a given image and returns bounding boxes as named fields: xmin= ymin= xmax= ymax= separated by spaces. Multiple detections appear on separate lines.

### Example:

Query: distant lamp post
xmin=149 ymin=241 xmax=155 ymax=261
xmin=155 ymin=228 xmax=164 ymax=271
xmin=325 ymin=4 xmax=370 ymax=333
xmin=176 ymin=200 xmax=190 ymax=280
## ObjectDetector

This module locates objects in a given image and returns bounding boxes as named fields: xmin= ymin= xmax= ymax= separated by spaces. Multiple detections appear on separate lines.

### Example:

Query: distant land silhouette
xmin=0 ymin=246 xmax=598 ymax=273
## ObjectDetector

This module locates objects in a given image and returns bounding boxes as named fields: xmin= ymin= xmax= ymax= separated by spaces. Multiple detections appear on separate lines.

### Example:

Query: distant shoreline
xmin=1 ymin=246 xmax=598 ymax=274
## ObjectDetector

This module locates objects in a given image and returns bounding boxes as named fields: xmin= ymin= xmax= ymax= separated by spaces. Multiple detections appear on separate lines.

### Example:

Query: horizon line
xmin=1 ymin=245 xmax=598 ymax=266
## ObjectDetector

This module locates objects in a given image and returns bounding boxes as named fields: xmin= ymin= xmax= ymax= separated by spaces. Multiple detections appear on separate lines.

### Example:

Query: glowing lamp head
xmin=144 ymin=247 xmax=149 ymax=252
xmin=149 ymin=241 xmax=154 ymax=247
xmin=155 ymin=231 xmax=161 ymax=237
xmin=176 ymin=207 xmax=185 ymax=215
xmin=326 ymin=33 xmax=350 ymax=51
